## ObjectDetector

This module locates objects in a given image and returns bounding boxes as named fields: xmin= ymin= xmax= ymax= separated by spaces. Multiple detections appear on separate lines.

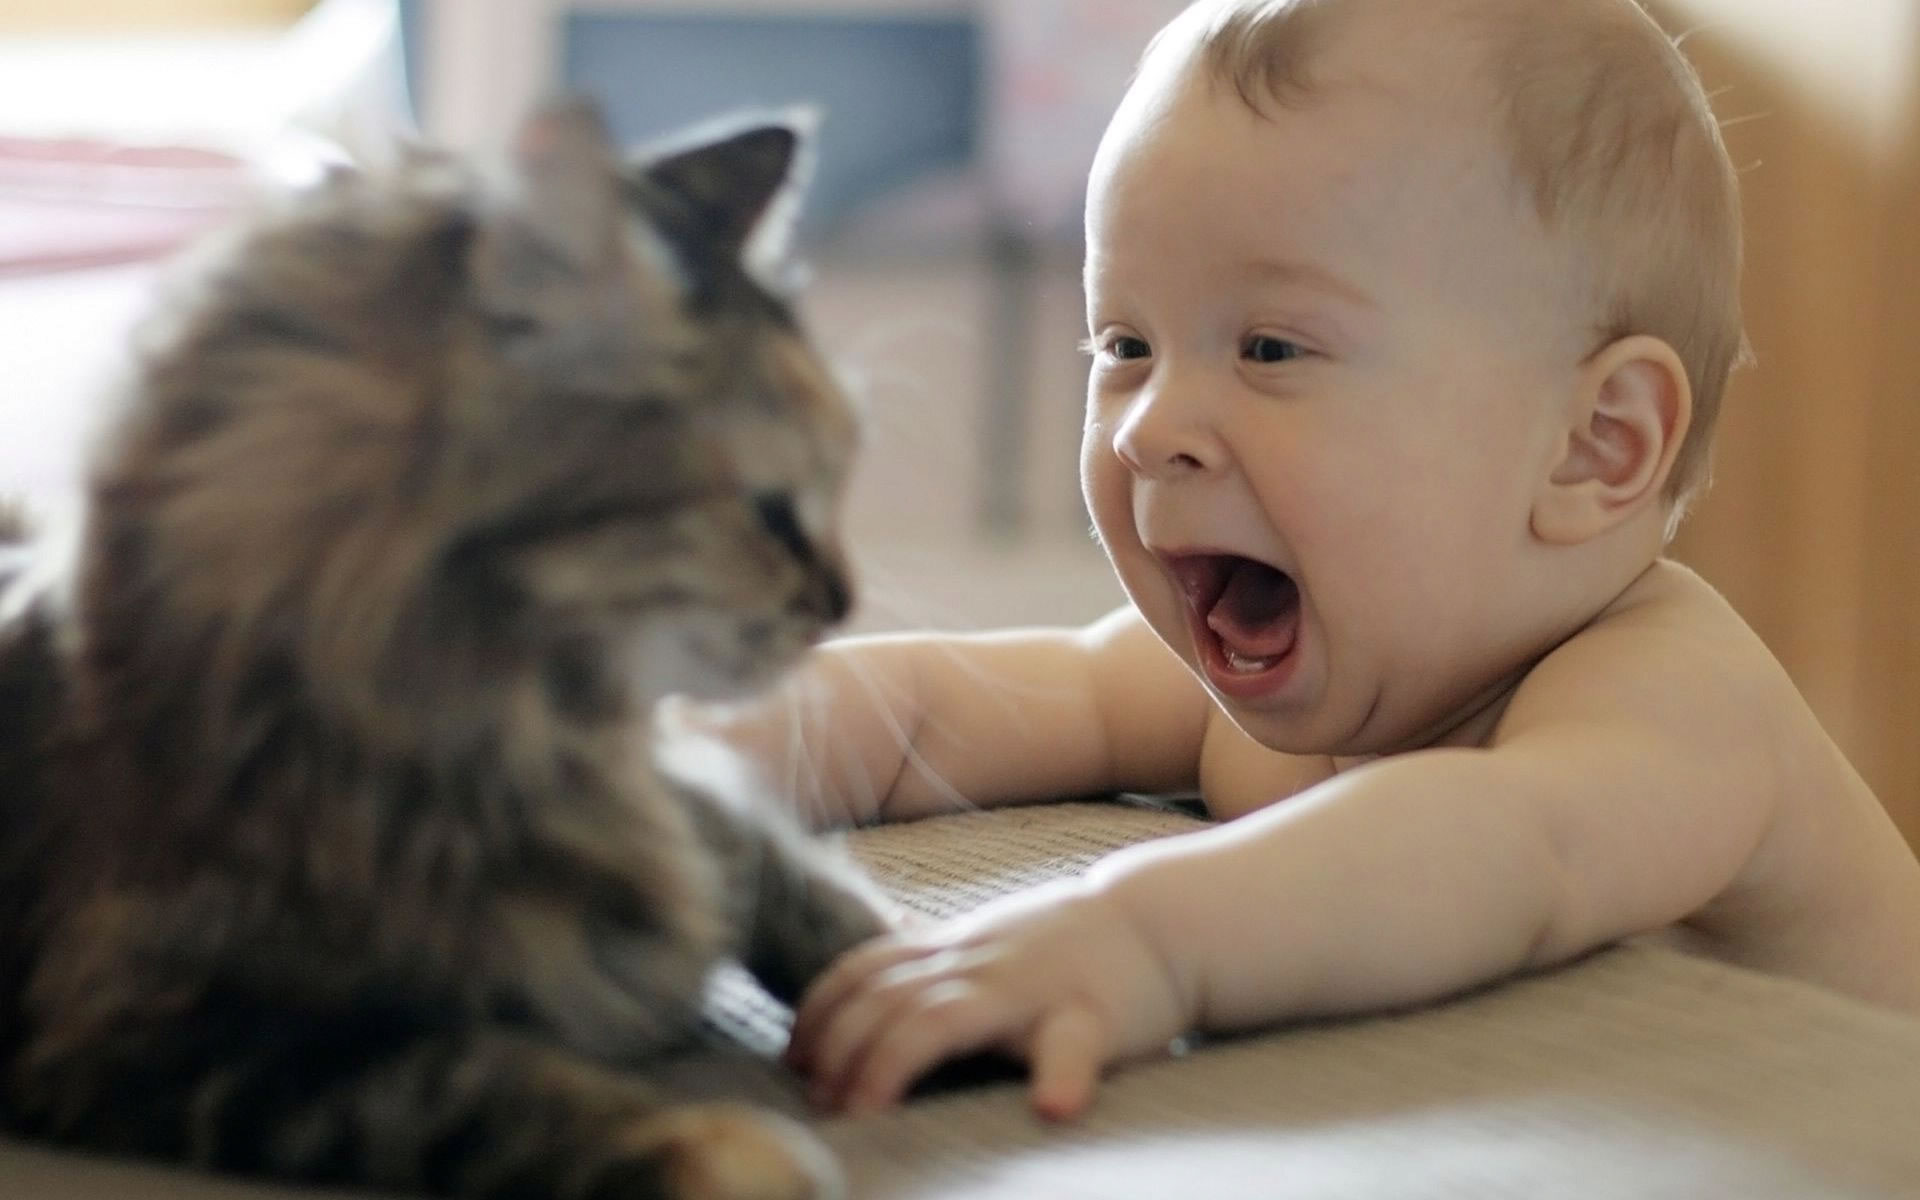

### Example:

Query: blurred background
xmin=0 ymin=1 xmax=1914 ymax=840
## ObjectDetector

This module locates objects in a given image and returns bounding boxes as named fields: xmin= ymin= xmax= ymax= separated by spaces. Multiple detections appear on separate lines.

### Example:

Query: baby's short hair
xmin=1152 ymin=0 xmax=1747 ymax=519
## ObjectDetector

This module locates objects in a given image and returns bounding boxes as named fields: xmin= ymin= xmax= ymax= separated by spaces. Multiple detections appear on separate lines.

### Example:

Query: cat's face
xmin=91 ymin=101 xmax=858 ymax=723
xmin=453 ymin=104 xmax=860 ymax=705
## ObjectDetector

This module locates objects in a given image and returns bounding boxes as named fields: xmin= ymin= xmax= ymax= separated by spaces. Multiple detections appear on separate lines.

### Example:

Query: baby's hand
xmin=785 ymin=878 xmax=1191 ymax=1120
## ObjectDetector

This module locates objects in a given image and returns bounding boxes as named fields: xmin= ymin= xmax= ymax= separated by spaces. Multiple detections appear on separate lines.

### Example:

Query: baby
xmin=697 ymin=0 xmax=1920 ymax=1120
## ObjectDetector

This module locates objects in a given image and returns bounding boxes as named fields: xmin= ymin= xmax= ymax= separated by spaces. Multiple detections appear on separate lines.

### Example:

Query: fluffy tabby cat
xmin=0 ymin=100 xmax=889 ymax=1199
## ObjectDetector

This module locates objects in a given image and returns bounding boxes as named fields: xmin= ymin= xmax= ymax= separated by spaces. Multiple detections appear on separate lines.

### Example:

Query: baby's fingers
xmin=801 ymin=956 xmax=956 ymax=1107
xmin=788 ymin=938 xmax=930 ymax=1069
xmin=839 ymin=981 xmax=1014 ymax=1114
xmin=1028 ymin=1004 xmax=1107 ymax=1121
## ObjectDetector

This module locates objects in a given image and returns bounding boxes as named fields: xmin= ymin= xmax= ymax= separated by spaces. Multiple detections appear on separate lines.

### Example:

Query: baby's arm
xmin=1123 ymin=616 xmax=1779 ymax=1029
xmin=792 ymin=607 xmax=1781 ymax=1112
xmin=679 ymin=606 xmax=1213 ymax=828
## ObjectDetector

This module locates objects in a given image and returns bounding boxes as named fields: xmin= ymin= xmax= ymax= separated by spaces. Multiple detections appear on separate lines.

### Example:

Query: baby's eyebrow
xmin=1244 ymin=258 xmax=1376 ymax=310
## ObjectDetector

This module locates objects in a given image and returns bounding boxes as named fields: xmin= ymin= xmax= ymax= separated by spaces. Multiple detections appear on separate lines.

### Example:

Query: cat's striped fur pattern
xmin=0 ymin=101 xmax=883 ymax=1199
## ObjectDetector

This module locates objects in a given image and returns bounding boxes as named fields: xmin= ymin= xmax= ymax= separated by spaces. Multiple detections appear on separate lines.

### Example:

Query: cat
xmin=0 ymin=99 xmax=889 ymax=1200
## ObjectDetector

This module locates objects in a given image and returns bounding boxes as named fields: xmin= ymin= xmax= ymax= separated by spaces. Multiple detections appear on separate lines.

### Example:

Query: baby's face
xmin=1081 ymin=49 xmax=1593 ymax=756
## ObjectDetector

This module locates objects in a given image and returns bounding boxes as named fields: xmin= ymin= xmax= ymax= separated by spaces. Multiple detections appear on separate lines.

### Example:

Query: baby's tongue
xmin=1204 ymin=559 xmax=1299 ymax=659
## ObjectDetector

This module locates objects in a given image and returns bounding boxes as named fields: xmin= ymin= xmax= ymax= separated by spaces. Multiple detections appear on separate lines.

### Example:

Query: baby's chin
xmin=1327 ymin=682 xmax=1524 ymax=759
xmin=1212 ymin=692 xmax=1359 ymax=758
xmin=1199 ymin=665 xmax=1453 ymax=762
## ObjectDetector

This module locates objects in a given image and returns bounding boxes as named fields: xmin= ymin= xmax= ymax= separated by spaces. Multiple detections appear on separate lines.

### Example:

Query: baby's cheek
xmin=1120 ymin=586 xmax=1188 ymax=660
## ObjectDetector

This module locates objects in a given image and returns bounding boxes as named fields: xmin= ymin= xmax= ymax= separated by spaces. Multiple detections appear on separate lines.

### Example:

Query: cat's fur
xmin=0 ymin=101 xmax=886 ymax=1199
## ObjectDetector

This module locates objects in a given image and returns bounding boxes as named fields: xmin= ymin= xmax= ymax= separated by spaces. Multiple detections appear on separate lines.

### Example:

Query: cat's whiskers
xmin=835 ymin=650 xmax=979 ymax=817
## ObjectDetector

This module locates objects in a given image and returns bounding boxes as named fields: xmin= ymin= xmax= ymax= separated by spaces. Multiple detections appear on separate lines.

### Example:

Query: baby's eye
xmin=1243 ymin=335 xmax=1304 ymax=364
xmin=1106 ymin=335 xmax=1153 ymax=362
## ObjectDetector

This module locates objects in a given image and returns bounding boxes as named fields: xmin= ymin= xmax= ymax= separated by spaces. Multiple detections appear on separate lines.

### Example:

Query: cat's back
xmin=0 ymin=519 xmax=66 ymax=1093
xmin=0 ymin=511 xmax=59 ymax=838
xmin=0 ymin=510 xmax=66 ymax=821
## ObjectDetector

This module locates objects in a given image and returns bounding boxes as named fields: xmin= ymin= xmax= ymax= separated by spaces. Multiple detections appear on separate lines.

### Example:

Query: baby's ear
xmin=1531 ymin=335 xmax=1692 ymax=546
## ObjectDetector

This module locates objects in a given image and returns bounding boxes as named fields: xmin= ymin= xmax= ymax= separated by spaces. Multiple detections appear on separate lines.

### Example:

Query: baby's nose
xmin=1112 ymin=384 xmax=1221 ymax=479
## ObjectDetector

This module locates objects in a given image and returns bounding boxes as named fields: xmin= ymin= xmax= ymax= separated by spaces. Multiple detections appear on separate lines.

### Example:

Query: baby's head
xmin=1080 ymin=0 xmax=1745 ymax=754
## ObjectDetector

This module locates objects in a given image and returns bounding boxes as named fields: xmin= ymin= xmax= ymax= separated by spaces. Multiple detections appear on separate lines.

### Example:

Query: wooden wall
xmin=1660 ymin=2 xmax=1920 ymax=843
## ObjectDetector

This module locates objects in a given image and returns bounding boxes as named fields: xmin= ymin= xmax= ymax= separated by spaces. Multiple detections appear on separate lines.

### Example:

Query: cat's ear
xmin=631 ymin=110 xmax=814 ymax=265
xmin=508 ymin=97 xmax=623 ymax=267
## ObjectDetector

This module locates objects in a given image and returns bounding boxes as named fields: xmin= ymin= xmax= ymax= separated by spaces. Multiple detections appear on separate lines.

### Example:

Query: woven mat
xmin=810 ymin=801 xmax=1920 ymax=1200
xmin=700 ymin=798 xmax=1204 ymax=1057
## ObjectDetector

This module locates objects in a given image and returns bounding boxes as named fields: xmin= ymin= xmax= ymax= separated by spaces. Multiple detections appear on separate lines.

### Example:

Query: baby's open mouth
xmin=1169 ymin=553 xmax=1301 ymax=677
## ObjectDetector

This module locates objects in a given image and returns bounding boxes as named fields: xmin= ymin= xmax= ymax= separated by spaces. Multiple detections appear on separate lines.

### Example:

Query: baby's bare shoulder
xmin=1513 ymin=562 xmax=1920 ymax=1009
xmin=1504 ymin=559 xmax=1862 ymax=825
xmin=1569 ymin=558 xmax=1765 ymax=657
xmin=1507 ymin=560 xmax=1797 ymax=743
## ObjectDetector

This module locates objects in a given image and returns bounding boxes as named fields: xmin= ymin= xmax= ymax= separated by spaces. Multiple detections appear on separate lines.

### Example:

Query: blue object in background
xmin=398 ymin=4 xmax=980 ymax=245
xmin=396 ymin=0 xmax=425 ymax=118
xmin=566 ymin=13 xmax=978 ymax=242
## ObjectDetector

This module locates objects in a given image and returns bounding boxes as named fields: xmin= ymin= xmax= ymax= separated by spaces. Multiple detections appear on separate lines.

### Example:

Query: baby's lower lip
xmin=1186 ymin=593 xmax=1302 ymax=701
xmin=1199 ymin=625 xmax=1299 ymax=699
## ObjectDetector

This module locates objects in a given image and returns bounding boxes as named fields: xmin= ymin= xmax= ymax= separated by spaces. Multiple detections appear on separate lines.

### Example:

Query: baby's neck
xmin=1329 ymin=661 xmax=1530 ymax=775
xmin=1331 ymin=519 xmax=1671 ymax=774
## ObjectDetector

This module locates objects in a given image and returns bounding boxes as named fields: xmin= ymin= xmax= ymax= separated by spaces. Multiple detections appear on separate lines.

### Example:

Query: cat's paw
xmin=608 ymin=1104 xmax=844 ymax=1200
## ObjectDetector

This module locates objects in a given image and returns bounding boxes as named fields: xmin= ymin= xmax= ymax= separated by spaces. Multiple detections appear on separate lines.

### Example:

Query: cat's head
xmin=87 ymin=100 xmax=858 ymax=733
